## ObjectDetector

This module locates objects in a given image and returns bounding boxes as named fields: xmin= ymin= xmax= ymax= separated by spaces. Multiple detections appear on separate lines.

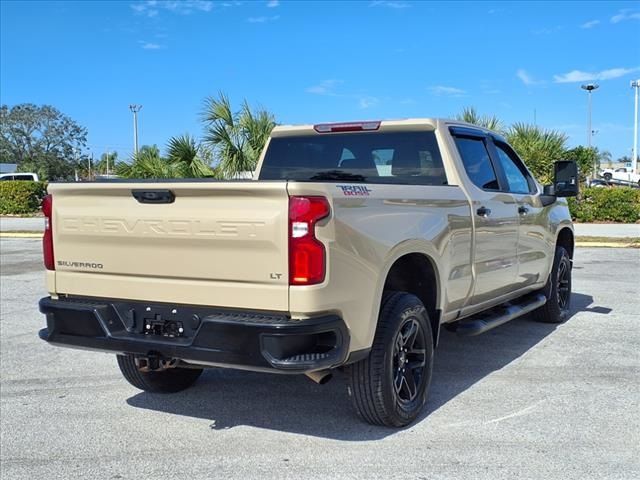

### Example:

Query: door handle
xmin=518 ymin=205 xmax=529 ymax=215
xmin=476 ymin=206 xmax=491 ymax=217
xmin=132 ymin=189 xmax=175 ymax=204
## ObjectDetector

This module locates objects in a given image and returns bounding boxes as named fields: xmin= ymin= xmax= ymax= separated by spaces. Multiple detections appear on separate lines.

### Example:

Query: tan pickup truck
xmin=39 ymin=119 xmax=578 ymax=427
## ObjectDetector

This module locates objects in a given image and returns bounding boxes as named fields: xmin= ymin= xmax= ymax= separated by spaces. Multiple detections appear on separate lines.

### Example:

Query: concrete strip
xmin=573 ymin=223 xmax=640 ymax=238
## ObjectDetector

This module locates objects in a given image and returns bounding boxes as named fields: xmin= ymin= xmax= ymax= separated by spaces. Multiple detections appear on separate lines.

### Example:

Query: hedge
xmin=568 ymin=187 xmax=640 ymax=223
xmin=0 ymin=181 xmax=48 ymax=215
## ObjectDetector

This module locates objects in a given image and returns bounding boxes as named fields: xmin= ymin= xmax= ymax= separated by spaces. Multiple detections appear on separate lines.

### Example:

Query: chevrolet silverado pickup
xmin=39 ymin=119 xmax=578 ymax=427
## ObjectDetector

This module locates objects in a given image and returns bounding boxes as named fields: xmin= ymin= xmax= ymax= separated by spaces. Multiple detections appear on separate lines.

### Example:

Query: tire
xmin=347 ymin=292 xmax=434 ymax=427
xmin=603 ymin=173 xmax=612 ymax=181
xmin=116 ymin=355 xmax=203 ymax=393
xmin=533 ymin=246 xmax=572 ymax=324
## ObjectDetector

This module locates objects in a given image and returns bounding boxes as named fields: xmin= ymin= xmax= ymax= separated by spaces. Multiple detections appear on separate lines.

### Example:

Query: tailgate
xmin=48 ymin=181 xmax=290 ymax=311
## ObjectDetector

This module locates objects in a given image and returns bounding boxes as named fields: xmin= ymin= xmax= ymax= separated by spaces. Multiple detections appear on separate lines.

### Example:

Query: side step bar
xmin=455 ymin=293 xmax=547 ymax=337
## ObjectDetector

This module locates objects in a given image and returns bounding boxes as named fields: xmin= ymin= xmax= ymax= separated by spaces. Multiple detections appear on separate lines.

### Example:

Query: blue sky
xmin=1 ymin=0 xmax=639 ymax=161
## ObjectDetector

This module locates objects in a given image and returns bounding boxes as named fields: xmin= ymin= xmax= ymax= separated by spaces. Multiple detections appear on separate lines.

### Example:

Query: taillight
xmin=289 ymin=196 xmax=330 ymax=285
xmin=42 ymin=194 xmax=55 ymax=270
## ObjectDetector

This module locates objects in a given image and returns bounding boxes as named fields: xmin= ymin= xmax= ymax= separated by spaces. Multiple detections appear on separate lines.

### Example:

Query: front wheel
xmin=533 ymin=246 xmax=572 ymax=324
xmin=347 ymin=292 xmax=434 ymax=427
xmin=116 ymin=355 xmax=203 ymax=393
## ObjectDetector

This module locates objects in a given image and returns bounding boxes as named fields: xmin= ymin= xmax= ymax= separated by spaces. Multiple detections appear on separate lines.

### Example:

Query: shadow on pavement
xmin=126 ymin=291 xmax=609 ymax=441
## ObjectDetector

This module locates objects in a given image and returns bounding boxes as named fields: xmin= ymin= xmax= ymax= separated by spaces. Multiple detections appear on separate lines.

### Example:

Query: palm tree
xmin=116 ymin=139 xmax=215 ymax=179
xmin=166 ymin=134 xmax=214 ymax=178
xmin=456 ymin=106 xmax=504 ymax=133
xmin=506 ymin=123 xmax=568 ymax=183
xmin=202 ymin=92 xmax=276 ymax=178
xmin=116 ymin=145 xmax=181 ymax=179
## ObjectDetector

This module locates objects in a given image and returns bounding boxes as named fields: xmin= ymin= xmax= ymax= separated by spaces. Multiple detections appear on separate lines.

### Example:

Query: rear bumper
xmin=39 ymin=296 xmax=349 ymax=373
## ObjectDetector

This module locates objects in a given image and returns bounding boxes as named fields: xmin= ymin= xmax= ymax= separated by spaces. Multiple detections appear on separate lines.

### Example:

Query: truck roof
xmin=270 ymin=118 xmax=496 ymax=137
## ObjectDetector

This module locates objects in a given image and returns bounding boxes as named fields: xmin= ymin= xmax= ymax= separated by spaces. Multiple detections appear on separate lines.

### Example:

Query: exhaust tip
xmin=305 ymin=370 xmax=333 ymax=385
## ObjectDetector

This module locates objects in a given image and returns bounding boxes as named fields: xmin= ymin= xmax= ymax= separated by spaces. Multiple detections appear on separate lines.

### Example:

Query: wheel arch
xmin=379 ymin=252 xmax=442 ymax=347
xmin=556 ymin=226 xmax=575 ymax=260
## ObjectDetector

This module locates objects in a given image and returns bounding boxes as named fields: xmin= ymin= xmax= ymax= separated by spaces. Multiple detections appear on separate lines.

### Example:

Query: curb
xmin=0 ymin=232 xmax=43 ymax=238
xmin=575 ymin=241 xmax=639 ymax=248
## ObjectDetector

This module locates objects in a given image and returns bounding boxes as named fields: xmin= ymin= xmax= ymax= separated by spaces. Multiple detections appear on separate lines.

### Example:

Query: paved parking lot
xmin=1 ymin=239 xmax=638 ymax=480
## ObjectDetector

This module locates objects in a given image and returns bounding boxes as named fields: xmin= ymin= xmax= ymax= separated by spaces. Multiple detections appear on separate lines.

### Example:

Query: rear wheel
xmin=603 ymin=173 xmax=612 ymax=181
xmin=116 ymin=355 xmax=203 ymax=393
xmin=348 ymin=292 xmax=434 ymax=427
xmin=533 ymin=246 xmax=572 ymax=324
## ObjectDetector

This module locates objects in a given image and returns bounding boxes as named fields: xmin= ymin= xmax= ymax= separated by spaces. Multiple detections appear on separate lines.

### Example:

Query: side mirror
xmin=554 ymin=160 xmax=579 ymax=197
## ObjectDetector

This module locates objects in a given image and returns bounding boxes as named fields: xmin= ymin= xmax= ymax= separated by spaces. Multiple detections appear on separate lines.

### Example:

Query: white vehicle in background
xmin=599 ymin=167 xmax=640 ymax=187
xmin=0 ymin=172 xmax=39 ymax=181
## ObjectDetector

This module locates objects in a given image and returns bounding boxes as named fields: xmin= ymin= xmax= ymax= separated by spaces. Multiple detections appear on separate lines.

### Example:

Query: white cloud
xmin=306 ymin=80 xmax=342 ymax=95
xmin=553 ymin=66 xmax=640 ymax=83
xmin=428 ymin=85 xmax=466 ymax=97
xmin=139 ymin=41 xmax=163 ymax=49
xmin=306 ymin=80 xmax=379 ymax=109
xmin=516 ymin=69 xmax=540 ymax=86
xmin=266 ymin=0 xmax=279 ymax=7
xmin=247 ymin=15 xmax=280 ymax=23
xmin=611 ymin=9 xmax=640 ymax=23
xmin=131 ymin=1 xmax=214 ymax=17
xmin=370 ymin=1 xmax=410 ymax=9
xmin=359 ymin=96 xmax=379 ymax=109
xmin=580 ymin=19 xmax=600 ymax=29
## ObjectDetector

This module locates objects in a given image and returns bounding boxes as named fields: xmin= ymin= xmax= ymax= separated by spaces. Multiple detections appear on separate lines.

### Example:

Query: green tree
xmin=455 ymin=106 xmax=504 ymax=133
xmin=166 ymin=134 xmax=214 ymax=178
xmin=94 ymin=151 xmax=118 ymax=175
xmin=116 ymin=145 xmax=178 ymax=179
xmin=563 ymin=146 xmax=597 ymax=183
xmin=202 ymin=92 xmax=276 ymax=178
xmin=506 ymin=123 xmax=568 ymax=183
xmin=0 ymin=104 xmax=88 ymax=180
xmin=117 ymin=139 xmax=215 ymax=179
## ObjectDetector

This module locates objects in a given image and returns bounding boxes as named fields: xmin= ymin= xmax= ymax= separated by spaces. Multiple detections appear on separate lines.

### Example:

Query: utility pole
xmin=581 ymin=83 xmax=599 ymax=179
xmin=632 ymin=80 xmax=639 ymax=173
xmin=106 ymin=148 xmax=110 ymax=176
xmin=129 ymin=104 xmax=142 ymax=157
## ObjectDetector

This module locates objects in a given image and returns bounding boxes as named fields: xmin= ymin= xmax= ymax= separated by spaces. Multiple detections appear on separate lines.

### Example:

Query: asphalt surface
xmin=1 ymin=216 xmax=640 ymax=238
xmin=1 ymin=239 xmax=639 ymax=480
xmin=0 ymin=217 xmax=43 ymax=232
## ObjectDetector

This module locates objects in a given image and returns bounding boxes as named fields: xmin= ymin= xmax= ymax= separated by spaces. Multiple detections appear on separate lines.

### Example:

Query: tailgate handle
xmin=132 ymin=189 xmax=175 ymax=204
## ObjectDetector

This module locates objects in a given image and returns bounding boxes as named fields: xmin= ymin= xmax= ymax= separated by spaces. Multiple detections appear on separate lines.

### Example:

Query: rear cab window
xmin=452 ymin=136 xmax=500 ymax=191
xmin=259 ymin=131 xmax=448 ymax=186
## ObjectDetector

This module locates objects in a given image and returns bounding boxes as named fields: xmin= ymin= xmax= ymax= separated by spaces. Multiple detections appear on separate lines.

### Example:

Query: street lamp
xmin=581 ymin=84 xmax=599 ymax=180
xmin=581 ymin=83 xmax=599 ymax=148
xmin=631 ymin=80 xmax=639 ymax=174
xmin=129 ymin=104 xmax=142 ymax=157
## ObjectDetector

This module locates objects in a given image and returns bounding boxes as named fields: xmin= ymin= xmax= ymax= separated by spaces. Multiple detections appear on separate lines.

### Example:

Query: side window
xmin=453 ymin=136 xmax=499 ymax=190
xmin=493 ymin=142 xmax=534 ymax=194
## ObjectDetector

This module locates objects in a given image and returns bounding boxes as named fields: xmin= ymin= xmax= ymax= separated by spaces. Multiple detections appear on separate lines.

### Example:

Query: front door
xmin=489 ymin=139 xmax=553 ymax=288
xmin=451 ymin=132 xmax=520 ymax=307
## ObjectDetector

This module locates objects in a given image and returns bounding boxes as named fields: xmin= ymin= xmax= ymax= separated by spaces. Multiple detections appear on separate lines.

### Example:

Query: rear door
xmin=49 ymin=181 xmax=290 ymax=311
xmin=451 ymin=129 xmax=519 ymax=307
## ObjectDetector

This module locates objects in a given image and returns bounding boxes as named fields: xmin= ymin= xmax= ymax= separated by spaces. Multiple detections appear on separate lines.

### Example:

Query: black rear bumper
xmin=39 ymin=297 xmax=349 ymax=373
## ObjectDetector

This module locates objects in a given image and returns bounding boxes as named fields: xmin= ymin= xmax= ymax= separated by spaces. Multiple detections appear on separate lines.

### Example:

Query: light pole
xmin=631 ymin=80 xmax=639 ymax=173
xmin=581 ymin=83 xmax=599 ymax=179
xmin=129 ymin=104 xmax=142 ymax=157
